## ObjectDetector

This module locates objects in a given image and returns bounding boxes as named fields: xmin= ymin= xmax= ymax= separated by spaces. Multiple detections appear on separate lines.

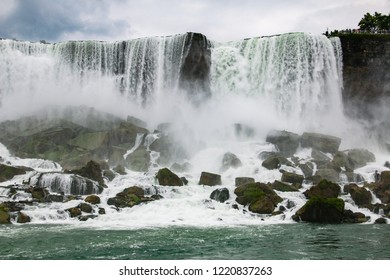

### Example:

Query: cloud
xmin=0 ymin=0 xmax=132 ymax=42
xmin=0 ymin=0 xmax=388 ymax=42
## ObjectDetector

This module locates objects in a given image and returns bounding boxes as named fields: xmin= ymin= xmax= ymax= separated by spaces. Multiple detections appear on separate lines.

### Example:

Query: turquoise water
xmin=0 ymin=224 xmax=389 ymax=260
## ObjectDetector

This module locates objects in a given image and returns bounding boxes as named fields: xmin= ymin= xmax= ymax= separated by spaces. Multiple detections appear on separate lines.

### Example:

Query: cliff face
xmin=339 ymin=34 xmax=390 ymax=120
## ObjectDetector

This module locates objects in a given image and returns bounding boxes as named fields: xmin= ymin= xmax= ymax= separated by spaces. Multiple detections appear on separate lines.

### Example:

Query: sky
xmin=0 ymin=0 xmax=389 ymax=42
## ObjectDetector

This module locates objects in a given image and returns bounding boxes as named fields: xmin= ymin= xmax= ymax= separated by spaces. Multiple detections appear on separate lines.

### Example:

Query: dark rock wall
xmin=339 ymin=34 xmax=390 ymax=120
xmin=179 ymin=32 xmax=212 ymax=100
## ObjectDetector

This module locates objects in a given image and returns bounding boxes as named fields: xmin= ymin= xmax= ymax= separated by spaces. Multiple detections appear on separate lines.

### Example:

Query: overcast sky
xmin=0 ymin=0 xmax=389 ymax=42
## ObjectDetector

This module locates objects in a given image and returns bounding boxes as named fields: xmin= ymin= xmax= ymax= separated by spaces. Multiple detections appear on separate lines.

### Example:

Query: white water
xmin=0 ymin=33 xmax=388 ymax=226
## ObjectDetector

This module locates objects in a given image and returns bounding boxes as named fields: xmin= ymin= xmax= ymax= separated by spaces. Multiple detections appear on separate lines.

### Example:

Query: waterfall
xmin=211 ymin=33 xmax=344 ymax=122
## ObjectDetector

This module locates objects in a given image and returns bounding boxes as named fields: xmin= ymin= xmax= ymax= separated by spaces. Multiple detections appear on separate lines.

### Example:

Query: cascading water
xmin=0 ymin=32 xmax=386 ymax=227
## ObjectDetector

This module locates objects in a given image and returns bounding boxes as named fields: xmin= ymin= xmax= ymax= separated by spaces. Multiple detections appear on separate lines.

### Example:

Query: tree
xmin=358 ymin=12 xmax=390 ymax=31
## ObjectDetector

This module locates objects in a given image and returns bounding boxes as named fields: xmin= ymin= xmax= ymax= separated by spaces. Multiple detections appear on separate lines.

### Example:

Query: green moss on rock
xmin=156 ymin=168 xmax=183 ymax=186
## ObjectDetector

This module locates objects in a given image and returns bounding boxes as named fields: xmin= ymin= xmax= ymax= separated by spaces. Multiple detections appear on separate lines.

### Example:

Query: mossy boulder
xmin=199 ymin=171 xmax=221 ymax=186
xmin=344 ymin=184 xmax=372 ymax=207
xmin=78 ymin=203 xmax=93 ymax=213
xmin=126 ymin=147 xmax=151 ymax=172
xmin=304 ymin=179 xmax=341 ymax=199
xmin=107 ymin=186 xmax=150 ymax=208
xmin=301 ymin=132 xmax=341 ymax=154
xmin=210 ymin=188 xmax=230 ymax=203
xmin=85 ymin=195 xmax=101 ymax=205
xmin=67 ymin=207 xmax=82 ymax=218
xmin=234 ymin=182 xmax=282 ymax=214
xmin=266 ymin=130 xmax=300 ymax=157
xmin=221 ymin=152 xmax=242 ymax=171
xmin=156 ymin=168 xmax=183 ymax=186
xmin=0 ymin=204 xmax=11 ymax=224
xmin=235 ymin=177 xmax=255 ymax=186
xmin=272 ymin=180 xmax=299 ymax=192
xmin=295 ymin=197 xmax=345 ymax=223
xmin=0 ymin=164 xmax=27 ymax=182
xmin=281 ymin=171 xmax=304 ymax=185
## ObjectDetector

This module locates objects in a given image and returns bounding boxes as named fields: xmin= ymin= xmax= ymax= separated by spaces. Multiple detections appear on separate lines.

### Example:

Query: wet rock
xmin=0 ymin=204 xmax=11 ymax=224
xmin=98 ymin=208 xmax=106 ymax=215
xmin=107 ymin=186 xmax=148 ymax=208
xmin=272 ymin=180 xmax=299 ymax=192
xmin=79 ymin=215 xmax=98 ymax=222
xmin=149 ymin=134 xmax=187 ymax=166
xmin=342 ymin=210 xmax=369 ymax=223
xmin=301 ymin=132 xmax=341 ymax=154
xmin=384 ymin=161 xmax=390 ymax=168
xmin=221 ymin=152 xmax=242 ymax=171
xmin=0 ymin=164 xmax=27 ymax=183
xmin=26 ymin=186 xmax=48 ymax=201
xmin=344 ymin=184 xmax=372 ymax=207
xmin=235 ymin=177 xmax=255 ymax=187
xmin=199 ymin=171 xmax=221 ymax=186
xmin=156 ymin=168 xmax=183 ymax=186
xmin=266 ymin=130 xmax=300 ymax=157
xmin=366 ymin=171 xmax=390 ymax=203
xmin=304 ymin=179 xmax=341 ymax=199
xmin=331 ymin=151 xmax=354 ymax=172
xmin=234 ymin=182 xmax=282 ymax=214
xmin=281 ymin=172 xmax=304 ymax=185
xmin=311 ymin=149 xmax=331 ymax=166
xmin=343 ymin=172 xmax=365 ymax=184
xmin=180 ymin=177 xmax=188 ymax=185
xmin=85 ymin=195 xmax=101 ymax=205
xmin=346 ymin=149 xmax=375 ymax=169
xmin=113 ymin=165 xmax=126 ymax=175
xmin=299 ymin=162 xmax=314 ymax=178
xmin=78 ymin=203 xmax=93 ymax=213
xmin=374 ymin=217 xmax=387 ymax=224
xmin=210 ymin=188 xmax=230 ymax=203
xmin=170 ymin=162 xmax=192 ymax=173
xmin=67 ymin=207 xmax=82 ymax=218
xmin=17 ymin=212 xmax=31 ymax=223
xmin=103 ymin=170 xmax=116 ymax=181
xmin=295 ymin=197 xmax=345 ymax=223
xmin=261 ymin=156 xmax=292 ymax=170
xmin=126 ymin=147 xmax=150 ymax=172
xmin=314 ymin=169 xmax=340 ymax=183
xmin=47 ymin=194 xmax=64 ymax=202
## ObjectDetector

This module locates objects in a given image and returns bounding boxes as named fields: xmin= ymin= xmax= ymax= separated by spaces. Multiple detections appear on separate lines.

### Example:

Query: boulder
xmin=0 ymin=164 xmax=27 ymax=182
xmin=314 ymin=168 xmax=340 ymax=183
xmin=295 ymin=197 xmax=345 ymax=223
xmin=156 ymin=168 xmax=183 ymax=186
xmin=366 ymin=171 xmax=390 ymax=203
xmin=67 ymin=207 xmax=82 ymax=218
xmin=79 ymin=215 xmax=98 ymax=222
xmin=304 ymin=179 xmax=341 ymax=199
xmin=301 ymin=132 xmax=341 ymax=154
xmin=199 ymin=172 xmax=221 ymax=186
xmin=342 ymin=210 xmax=369 ymax=223
xmin=299 ymin=162 xmax=314 ymax=178
xmin=126 ymin=147 xmax=151 ymax=172
xmin=113 ymin=165 xmax=126 ymax=175
xmin=78 ymin=203 xmax=93 ymax=213
xmin=272 ymin=180 xmax=299 ymax=192
xmin=374 ymin=218 xmax=388 ymax=224
xmin=344 ymin=184 xmax=372 ymax=207
xmin=85 ymin=195 xmax=101 ymax=205
xmin=17 ymin=212 xmax=31 ymax=223
xmin=266 ymin=130 xmax=300 ymax=157
xmin=235 ymin=177 xmax=255 ymax=187
xmin=311 ymin=149 xmax=331 ymax=166
xmin=221 ymin=152 xmax=242 ymax=171
xmin=331 ymin=151 xmax=353 ymax=172
xmin=258 ymin=151 xmax=277 ymax=160
xmin=281 ymin=172 xmax=304 ymax=185
xmin=210 ymin=188 xmax=230 ymax=203
xmin=261 ymin=156 xmax=292 ymax=170
xmin=107 ymin=186 xmax=150 ymax=208
xmin=149 ymin=134 xmax=187 ymax=166
xmin=0 ymin=204 xmax=11 ymax=224
xmin=234 ymin=182 xmax=282 ymax=214
xmin=26 ymin=186 xmax=48 ymax=201
xmin=170 ymin=162 xmax=192 ymax=173
xmin=346 ymin=149 xmax=375 ymax=169
xmin=67 ymin=160 xmax=105 ymax=186
xmin=103 ymin=170 xmax=116 ymax=181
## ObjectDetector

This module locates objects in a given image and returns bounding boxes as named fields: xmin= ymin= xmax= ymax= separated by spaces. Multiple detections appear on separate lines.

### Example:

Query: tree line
xmin=358 ymin=12 xmax=390 ymax=31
